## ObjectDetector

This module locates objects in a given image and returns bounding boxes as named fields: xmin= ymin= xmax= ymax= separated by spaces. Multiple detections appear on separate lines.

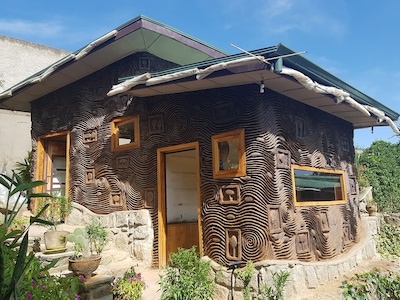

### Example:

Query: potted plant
xmin=36 ymin=194 xmax=73 ymax=252
xmin=111 ymin=266 xmax=147 ymax=300
xmin=68 ymin=218 xmax=108 ymax=279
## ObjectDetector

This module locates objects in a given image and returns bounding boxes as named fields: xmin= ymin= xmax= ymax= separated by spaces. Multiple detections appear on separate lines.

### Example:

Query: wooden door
xmin=44 ymin=140 xmax=67 ymax=196
xmin=157 ymin=142 xmax=202 ymax=267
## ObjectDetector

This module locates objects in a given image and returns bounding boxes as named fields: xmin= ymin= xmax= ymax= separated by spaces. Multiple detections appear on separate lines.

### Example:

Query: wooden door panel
xmin=167 ymin=222 xmax=199 ymax=257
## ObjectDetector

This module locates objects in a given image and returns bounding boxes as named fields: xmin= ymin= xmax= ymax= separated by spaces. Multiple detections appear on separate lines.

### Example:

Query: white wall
xmin=0 ymin=35 xmax=70 ymax=175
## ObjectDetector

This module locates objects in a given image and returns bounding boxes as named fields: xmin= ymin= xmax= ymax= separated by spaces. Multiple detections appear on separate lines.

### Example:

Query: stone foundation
xmin=67 ymin=203 xmax=154 ymax=267
xmin=209 ymin=216 xmax=379 ymax=300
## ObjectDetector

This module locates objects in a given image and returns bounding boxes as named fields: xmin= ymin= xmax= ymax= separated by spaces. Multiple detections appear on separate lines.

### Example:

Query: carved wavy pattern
xmin=31 ymin=55 xmax=360 ymax=266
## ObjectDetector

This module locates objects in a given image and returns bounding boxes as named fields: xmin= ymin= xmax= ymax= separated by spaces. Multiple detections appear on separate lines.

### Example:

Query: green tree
xmin=358 ymin=140 xmax=400 ymax=212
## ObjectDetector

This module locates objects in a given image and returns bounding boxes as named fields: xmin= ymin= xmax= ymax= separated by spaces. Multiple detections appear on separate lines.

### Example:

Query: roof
xmin=0 ymin=15 xmax=227 ymax=112
xmin=110 ymin=44 xmax=399 ymax=131
xmin=0 ymin=16 xmax=398 ymax=132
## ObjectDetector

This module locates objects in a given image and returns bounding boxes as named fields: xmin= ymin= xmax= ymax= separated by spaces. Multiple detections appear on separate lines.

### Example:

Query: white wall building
xmin=0 ymin=35 xmax=70 ymax=175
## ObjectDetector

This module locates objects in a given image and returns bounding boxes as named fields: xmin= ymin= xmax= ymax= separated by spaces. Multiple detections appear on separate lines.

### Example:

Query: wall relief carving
xmin=226 ymin=229 xmax=242 ymax=260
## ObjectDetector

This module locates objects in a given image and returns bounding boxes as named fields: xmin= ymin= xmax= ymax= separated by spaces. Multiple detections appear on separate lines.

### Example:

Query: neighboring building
xmin=0 ymin=35 xmax=70 ymax=175
xmin=0 ymin=16 xmax=398 ymax=268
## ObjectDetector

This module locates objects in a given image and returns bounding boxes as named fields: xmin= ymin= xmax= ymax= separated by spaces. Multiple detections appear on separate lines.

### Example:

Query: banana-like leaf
xmin=0 ymin=246 xmax=4 ymax=294
xmin=8 ymin=181 xmax=47 ymax=197
xmin=0 ymin=176 xmax=11 ymax=189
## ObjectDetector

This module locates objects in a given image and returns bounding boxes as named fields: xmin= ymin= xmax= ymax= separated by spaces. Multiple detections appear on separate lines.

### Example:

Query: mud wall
xmin=31 ymin=53 xmax=360 ymax=266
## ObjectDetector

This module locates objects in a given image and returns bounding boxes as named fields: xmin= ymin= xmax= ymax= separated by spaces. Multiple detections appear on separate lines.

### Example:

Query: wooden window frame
xmin=111 ymin=116 xmax=140 ymax=152
xmin=212 ymin=129 xmax=246 ymax=179
xmin=291 ymin=165 xmax=347 ymax=206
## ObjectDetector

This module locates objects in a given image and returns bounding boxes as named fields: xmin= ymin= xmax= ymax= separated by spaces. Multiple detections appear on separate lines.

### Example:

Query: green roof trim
xmin=118 ymin=43 xmax=399 ymax=121
xmin=116 ymin=15 xmax=230 ymax=56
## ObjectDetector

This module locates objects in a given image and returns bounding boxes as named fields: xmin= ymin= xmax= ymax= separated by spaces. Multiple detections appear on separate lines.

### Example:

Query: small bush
xmin=112 ymin=266 xmax=147 ymax=300
xmin=378 ymin=220 xmax=400 ymax=259
xmin=342 ymin=269 xmax=400 ymax=300
xmin=258 ymin=270 xmax=290 ymax=300
xmin=158 ymin=246 xmax=214 ymax=300
xmin=237 ymin=261 xmax=255 ymax=300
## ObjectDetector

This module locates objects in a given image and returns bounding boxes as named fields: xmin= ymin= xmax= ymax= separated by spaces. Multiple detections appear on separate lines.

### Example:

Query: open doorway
xmin=36 ymin=132 xmax=69 ymax=204
xmin=157 ymin=142 xmax=202 ymax=267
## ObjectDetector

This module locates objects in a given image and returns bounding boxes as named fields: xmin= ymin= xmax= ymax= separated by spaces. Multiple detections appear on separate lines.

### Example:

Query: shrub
xmin=342 ymin=269 xmax=400 ymax=300
xmin=112 ymin=266 xmax=147 ymax=300
xmin=377 ymin=219 xmax=400 ymax=259
xmin=258 ymin=270 xmax=290 ymax=300
xmin=158 ymin=246 xmax=215 ymax=300
xmin=237 ymin=260 xmax=255 ymax=300
xmin=358 ymin=141 xmax=400 ymax=212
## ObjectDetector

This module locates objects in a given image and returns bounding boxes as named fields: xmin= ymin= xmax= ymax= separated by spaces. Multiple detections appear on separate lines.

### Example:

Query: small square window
xmin=291 ymin=165 xmax=347 ymax=206
xmin=212 ymin=129 xmax=246 ymax=179
xmin=111 ymin=116 xmax=140 ymax=151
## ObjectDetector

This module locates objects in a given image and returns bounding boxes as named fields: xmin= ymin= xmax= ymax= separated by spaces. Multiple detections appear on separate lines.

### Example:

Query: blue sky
xmin=1 ymin=0 xmax=399 ymax=148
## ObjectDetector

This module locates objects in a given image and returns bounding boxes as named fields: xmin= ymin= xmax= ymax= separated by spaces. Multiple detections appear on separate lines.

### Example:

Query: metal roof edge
xmin=274 ymin=44 xmax=399 ymax=120
xmin=0 ymin=15 xmax=230 ymax=106
xmin=115 ymin=15 xmax=230 ymax=56
xmin=118 ymin=45 xmax=280 ymax=82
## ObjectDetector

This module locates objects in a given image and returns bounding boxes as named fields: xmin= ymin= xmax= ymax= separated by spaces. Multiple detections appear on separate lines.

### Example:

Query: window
xmin=212 ymin=129 xmax=246 ymax=179
xmin=291 ymin=165 xmax=347 ymax=206
xmin=111 ymin=116 xmax=140 ymax=151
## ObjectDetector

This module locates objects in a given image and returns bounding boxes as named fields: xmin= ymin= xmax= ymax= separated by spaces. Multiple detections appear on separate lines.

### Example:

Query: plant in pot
xmin=36 ymin=194 xmax=73 ymax=253
xmin=68 ymin=218 xmax=108 ymax=279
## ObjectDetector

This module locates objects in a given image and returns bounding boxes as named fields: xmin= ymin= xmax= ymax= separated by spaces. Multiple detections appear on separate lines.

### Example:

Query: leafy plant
xmin=342 ymin=269 xmax=400 ymax=300
xmin=35 ymin=194 xmax=73 ymax=228
xmin=20 ymin=254 xmax=84 ymax=299
xmin=237 ymin=260 xmax=255 ymax=300
xmin=158 ymin=246 xmax=215 ymax=300
xmin=377 ymin=219 xmax=400 ymax=258
xmin=258 ymin=270 xmax=290 ymax=300
xmin=68 ymin=218 xmax=108 ymax=259
xmin=112 ymin=265 xmax=147 ymax=300
xmin=0 ymin=172 xmax=52 ymax=299
xmin=358 ymin=141 xmax=400 ymax=212
xmin=85 ymin=218 xmax=108 ymax=256
xmin=15 ymin=151 xmax=32 ymax=185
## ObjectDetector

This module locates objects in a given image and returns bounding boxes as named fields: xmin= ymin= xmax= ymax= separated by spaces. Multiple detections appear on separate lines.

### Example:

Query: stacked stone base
xmin=67 ymin=203 xmax=154 ymax=267
xmin=209 ymin=216 xmax=379 ymax=300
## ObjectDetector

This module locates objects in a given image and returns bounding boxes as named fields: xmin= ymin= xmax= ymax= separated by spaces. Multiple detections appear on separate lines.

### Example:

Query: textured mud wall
xmin=31 ymin=53 xmax=360 ymax=266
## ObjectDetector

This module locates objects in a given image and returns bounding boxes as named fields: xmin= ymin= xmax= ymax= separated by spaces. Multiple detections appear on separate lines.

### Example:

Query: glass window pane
xmin=118 ymin=122 xmax=135 ymax=146
xmin=218 ymin=138 xmax=239 ymax=170
xmin=294 ymin=169 xmax=343 ymax=202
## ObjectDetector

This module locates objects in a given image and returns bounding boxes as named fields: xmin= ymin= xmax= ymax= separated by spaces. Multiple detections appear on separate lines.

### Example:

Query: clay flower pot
xmin=366 ymin=204 xmax=378 ymax=216
xmin=68 ymin=256 xmax=101 ymax=279
xmin=44 ymin=230 xmax=70 ymax=252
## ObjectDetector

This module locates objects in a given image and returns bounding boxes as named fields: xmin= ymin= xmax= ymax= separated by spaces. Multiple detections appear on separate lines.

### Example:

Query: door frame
xmin=157 ymin=142 xmax=202 ymax=267
xmin=35 ymin=131 xmax=70 ymax=209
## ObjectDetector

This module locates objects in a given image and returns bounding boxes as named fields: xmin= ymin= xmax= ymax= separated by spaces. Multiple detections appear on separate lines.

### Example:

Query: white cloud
xmin=0 ymin=19 xmax=63 ymax=37
xmin=257 ymin=0 xmax=347 ymax=37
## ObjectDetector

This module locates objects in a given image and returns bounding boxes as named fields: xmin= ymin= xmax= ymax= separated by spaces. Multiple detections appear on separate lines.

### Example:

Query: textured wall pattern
xmin=31 ymin=53 xmax=360 ymax=267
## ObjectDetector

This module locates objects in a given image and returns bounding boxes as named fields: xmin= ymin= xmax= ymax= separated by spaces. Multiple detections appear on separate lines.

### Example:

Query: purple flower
xmin=80 ymin=275 xmax=86 ymax=282
xmin=130 ymin=278 xmax=134 ymax=282
xmin=25 ymin=292 xmax=32 ymax=299
xmin=31 ymin=281 xmax=36 ymax=288
xmin=74 ymin=294 xmax=81 ymax=300
xmin=38 ymin=272 xmax=41 ymax=278
xmin=40 ymin=283 xmax=45 ymax=290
